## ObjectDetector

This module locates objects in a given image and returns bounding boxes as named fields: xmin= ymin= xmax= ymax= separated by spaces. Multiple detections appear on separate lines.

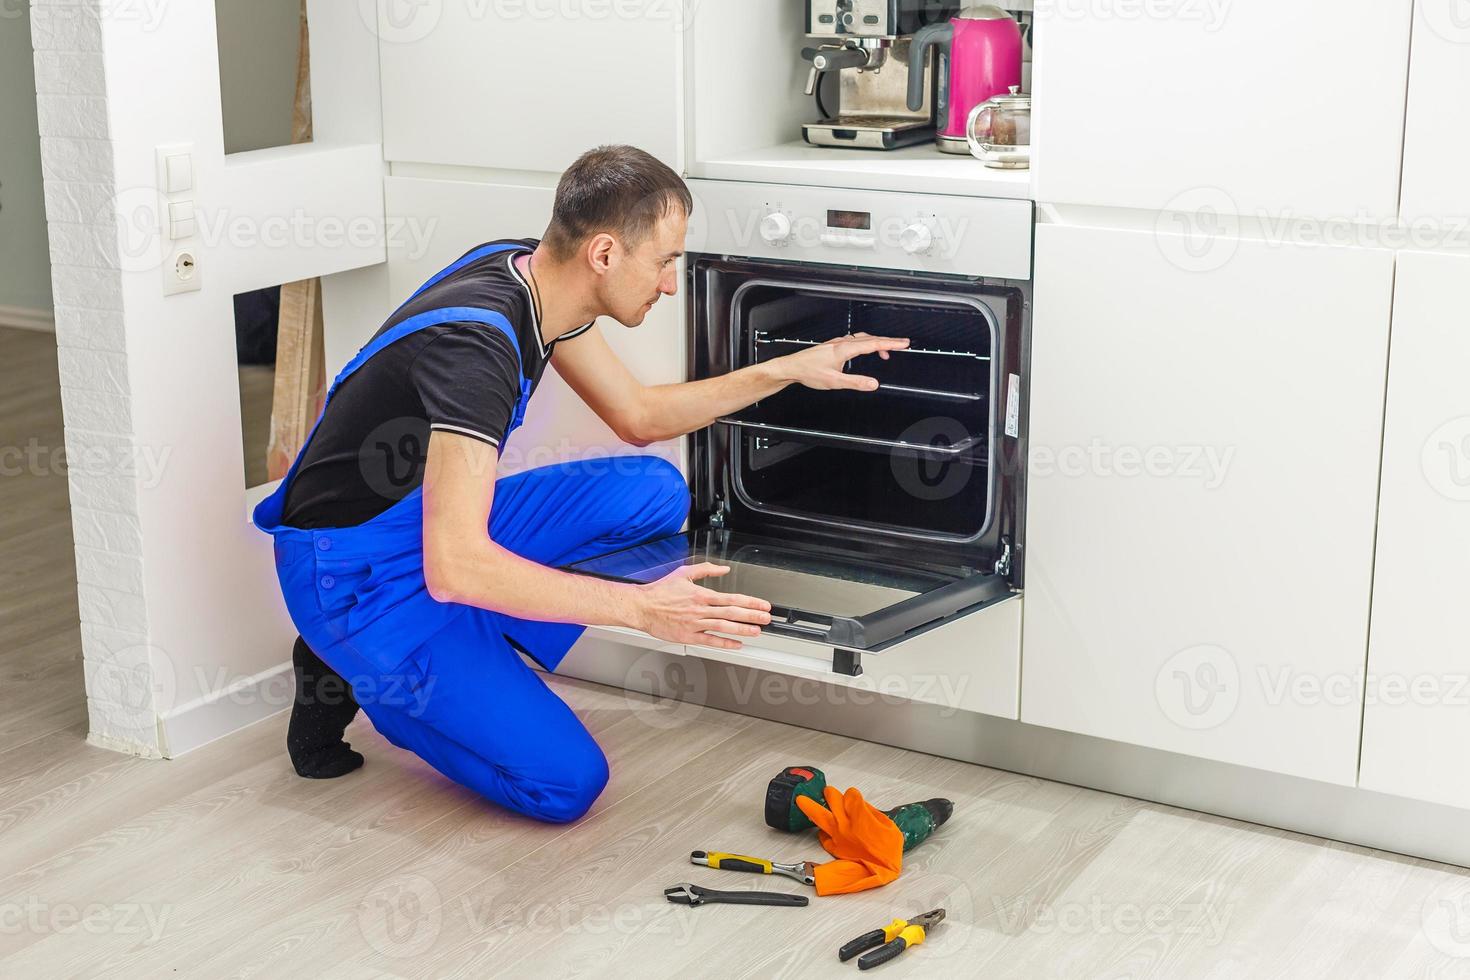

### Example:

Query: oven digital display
xmin=826 ymin=209 xmax=872 ymax=231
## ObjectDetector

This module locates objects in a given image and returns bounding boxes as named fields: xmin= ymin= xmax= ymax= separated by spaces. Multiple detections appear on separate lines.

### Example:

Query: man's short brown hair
xmin=542 ymin=145 xmax=693 ymax=260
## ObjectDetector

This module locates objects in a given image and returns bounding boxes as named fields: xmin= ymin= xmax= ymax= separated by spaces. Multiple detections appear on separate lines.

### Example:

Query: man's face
xmin=601 ymin=206 xmax=687 ymax=327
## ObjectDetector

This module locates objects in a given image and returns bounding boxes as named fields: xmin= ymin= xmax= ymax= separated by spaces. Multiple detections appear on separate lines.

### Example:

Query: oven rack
xmin=755 ymin=332 xmax=992 ymax=361
xmin=754 ymin=329 xmax=989 ymax=403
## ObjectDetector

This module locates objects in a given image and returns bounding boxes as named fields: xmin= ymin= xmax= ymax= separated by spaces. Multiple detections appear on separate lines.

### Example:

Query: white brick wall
xmin=32 ymin=0 xmax=159 ymax=758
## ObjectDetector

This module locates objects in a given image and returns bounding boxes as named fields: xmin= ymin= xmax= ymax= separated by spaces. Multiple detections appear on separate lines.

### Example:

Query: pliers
xmin=838 ymin=908 xmax=945 ymax=970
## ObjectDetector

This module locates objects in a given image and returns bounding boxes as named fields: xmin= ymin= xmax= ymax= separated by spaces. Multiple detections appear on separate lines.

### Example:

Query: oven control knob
xmin=900 ymin=223 xmax=934 ymax=255
xmin=760 ymin=212 xmax=792 ymax=245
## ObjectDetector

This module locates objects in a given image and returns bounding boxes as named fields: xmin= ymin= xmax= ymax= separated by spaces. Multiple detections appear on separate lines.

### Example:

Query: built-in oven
xmin=564 ymin=180 xmax=1033 ymax=675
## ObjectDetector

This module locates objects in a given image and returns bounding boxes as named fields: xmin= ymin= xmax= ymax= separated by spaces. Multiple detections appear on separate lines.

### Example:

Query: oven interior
xmin=692 ymin=257 xmax=1028 ymax=580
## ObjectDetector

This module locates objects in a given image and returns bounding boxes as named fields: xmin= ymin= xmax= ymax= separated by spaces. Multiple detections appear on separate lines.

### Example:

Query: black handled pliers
xmin=838 ymin=908 xmax=945 ymax=969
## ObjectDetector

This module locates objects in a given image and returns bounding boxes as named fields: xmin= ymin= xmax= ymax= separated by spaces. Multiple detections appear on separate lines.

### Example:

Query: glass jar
xmin=967 ymin=86 xmax=1031 ymax=169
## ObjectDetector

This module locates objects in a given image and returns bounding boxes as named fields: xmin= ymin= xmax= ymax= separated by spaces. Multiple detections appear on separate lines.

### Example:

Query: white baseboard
xmin=556 ymin=635 xmax=1470 ymax=870
xmin=0 ymin=305 xmax=55 ymax=332
xmin=157 ymin=661 xmax=294 ymax=758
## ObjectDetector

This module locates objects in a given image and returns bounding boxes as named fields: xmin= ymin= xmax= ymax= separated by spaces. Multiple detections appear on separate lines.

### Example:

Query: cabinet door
xmin=1399 ymin=1 xmax=1470 ymax=225
xmin=376 ymin=2 xmax=683 ymax=173
xmin=1359 ymin=251 xmax=1470 ymax=807
xmin=1031 ymin=0 xmax=1411 ymax=222
xmin=382 ymin=176 xmax=685 ymax=473
xmin=1020 ymin=222 xmax=1393 ymax=785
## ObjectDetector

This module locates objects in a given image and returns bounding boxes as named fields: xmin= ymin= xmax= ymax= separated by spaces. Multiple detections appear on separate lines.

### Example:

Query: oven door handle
xmin=825 ymin=572 xmax=1013 ymax=650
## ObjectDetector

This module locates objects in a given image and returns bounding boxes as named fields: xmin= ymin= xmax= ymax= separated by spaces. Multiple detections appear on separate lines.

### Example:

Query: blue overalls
xmin=252 ymin=243 xmax=688 ymax=823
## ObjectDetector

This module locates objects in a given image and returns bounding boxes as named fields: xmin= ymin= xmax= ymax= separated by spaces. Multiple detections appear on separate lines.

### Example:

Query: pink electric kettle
xmin=906 ymin=5 xmax=1023 ymax=154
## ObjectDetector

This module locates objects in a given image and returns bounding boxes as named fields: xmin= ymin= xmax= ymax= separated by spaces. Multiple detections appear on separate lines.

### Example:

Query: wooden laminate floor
xmin=4 ymin=325 xmax=1470 ymax=978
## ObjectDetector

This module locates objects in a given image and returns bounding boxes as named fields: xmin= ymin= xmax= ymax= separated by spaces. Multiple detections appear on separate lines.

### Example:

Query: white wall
xmin=33 ymin=0 xmax=387 ymax=757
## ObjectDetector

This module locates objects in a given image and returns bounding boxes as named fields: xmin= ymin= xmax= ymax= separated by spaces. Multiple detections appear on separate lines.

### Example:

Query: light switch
xmin=167 ymin=200 xmax=196 ymax=240
xmin=165 ymin=154 xmax=193 ymax=194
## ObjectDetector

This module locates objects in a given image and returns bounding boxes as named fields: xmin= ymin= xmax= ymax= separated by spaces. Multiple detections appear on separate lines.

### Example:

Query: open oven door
xmin=562 ymin=527 xmax=1013 ymax=670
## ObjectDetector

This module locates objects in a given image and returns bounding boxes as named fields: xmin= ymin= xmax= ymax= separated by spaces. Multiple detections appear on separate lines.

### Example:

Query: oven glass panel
xmin=565 ymin=529 xmax=963 ymax=620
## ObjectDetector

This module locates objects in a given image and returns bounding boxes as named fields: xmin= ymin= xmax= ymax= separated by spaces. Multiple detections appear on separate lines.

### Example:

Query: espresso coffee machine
xmin=801 ymin=0 xmax=960 ymax=150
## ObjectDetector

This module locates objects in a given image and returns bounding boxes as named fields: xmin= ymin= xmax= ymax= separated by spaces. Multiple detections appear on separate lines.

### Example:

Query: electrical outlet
xmin=155 ymin=143 xmax=201 ymax=296
xmin=162 ymin=246 xmax=201 ymax=296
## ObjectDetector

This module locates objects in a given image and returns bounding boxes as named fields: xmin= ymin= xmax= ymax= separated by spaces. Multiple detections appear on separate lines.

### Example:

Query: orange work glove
xmin=795 ymin=785 xmax=904 ymax=895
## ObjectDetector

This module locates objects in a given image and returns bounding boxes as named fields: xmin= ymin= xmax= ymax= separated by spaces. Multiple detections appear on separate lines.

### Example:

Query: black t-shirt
xmin=278 ymin=238 xmax=593 ymax=529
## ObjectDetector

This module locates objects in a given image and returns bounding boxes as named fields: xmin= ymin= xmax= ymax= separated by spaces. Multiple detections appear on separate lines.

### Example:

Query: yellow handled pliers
xmin=838 ymin=908 xmax=945 ymax=970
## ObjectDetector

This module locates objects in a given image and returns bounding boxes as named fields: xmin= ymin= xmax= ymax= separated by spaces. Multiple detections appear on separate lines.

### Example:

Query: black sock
xmin=286 ymin=635 xmax=365 ymax=779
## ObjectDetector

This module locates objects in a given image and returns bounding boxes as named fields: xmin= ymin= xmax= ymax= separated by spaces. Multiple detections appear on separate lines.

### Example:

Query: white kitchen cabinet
xmin=1031 ymin=0 xmax=1412 ymax=222
xmin=1020 ymin=222 xmax=1393 ymax=785
xmin=382 ymin=176 xmax=686 ymax=474
xmin=1399 ymin=1 xmax=1470 ymax=226
xmin=1359 ymin=251 xmax=1470 ymax=807
xmin=377 ymin=2 xmax=683 ymax=173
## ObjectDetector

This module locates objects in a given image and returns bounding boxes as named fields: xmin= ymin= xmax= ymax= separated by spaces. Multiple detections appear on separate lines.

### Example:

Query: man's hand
xmin=633 ymin=563 xmax=773 ymax=650
xmin=773 ymin=332 xmax=910 ymax=392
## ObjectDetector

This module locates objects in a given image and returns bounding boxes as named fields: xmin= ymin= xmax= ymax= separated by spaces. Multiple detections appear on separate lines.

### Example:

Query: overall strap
xmin=271 ymin=307 xmax=524 ymax=512
xmin=384 ymin=242 xmax=525 ymax=322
